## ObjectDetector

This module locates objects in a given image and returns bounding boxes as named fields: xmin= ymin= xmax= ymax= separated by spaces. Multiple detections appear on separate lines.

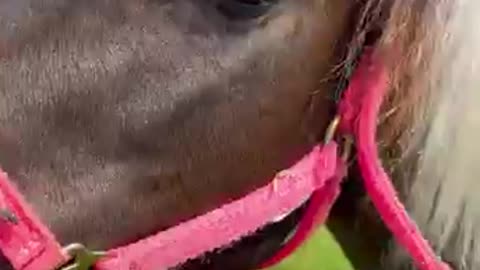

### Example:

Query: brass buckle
xmin=59 ymin=243 xmax=106 ymax=270
xmin=324 ymin=115 xmax=353 ymax=162
xmin=324 ymin=115 xmax=341 ymax=144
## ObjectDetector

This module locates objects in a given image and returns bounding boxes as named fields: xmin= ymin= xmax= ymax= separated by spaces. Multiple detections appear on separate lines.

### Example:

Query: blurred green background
xmin=265 ymin=220 xmax=384 ymax=270
xmin=267 ymin=226 xmax=354 ymax=270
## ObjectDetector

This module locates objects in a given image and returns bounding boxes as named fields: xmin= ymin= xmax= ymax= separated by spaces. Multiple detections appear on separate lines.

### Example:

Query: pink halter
xmin=0 ymin=49 xmax=450 ymax=270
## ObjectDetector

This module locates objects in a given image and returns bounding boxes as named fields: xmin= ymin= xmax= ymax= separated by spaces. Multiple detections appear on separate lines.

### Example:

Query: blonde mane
xmin=361 ymin=0 xmax=480 ymax=268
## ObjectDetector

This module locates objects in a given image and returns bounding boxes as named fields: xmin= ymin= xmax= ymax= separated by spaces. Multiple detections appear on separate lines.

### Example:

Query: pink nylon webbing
xmin=338 ymin=51 xmax=450 ymax=270
xmin=94 ymin=143 xmax=339 ymax=270
xmin=0 ymin=171 xmax=66 ymax=270
xmin=258 ymin=50 xmax=450 ymax=270
xmin=259 ymin=160 xmax=346 ymax=269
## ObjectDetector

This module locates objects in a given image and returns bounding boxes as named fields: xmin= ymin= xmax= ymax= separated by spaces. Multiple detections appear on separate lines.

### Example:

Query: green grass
xmin=267 ymin=226 xmax=354 ymax=270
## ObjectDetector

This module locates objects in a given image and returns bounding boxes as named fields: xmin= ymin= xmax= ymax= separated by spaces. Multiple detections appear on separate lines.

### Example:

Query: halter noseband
xmin=0 ymin=49 xmax=450 ymax=270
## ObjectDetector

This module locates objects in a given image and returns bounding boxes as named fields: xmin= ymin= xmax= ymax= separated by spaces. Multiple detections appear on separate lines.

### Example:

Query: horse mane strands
xmin=375 ymin=0 xmax=480 ymax=268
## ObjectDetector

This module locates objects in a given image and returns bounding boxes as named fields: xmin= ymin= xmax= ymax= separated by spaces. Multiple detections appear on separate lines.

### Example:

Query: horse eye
xmin=217 ymin=0 xmax=278 ymax=20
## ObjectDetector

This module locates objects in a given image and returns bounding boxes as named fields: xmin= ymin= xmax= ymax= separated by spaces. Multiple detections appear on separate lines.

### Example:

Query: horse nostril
xmin=217 ymin=0 xmax=278 ymax=20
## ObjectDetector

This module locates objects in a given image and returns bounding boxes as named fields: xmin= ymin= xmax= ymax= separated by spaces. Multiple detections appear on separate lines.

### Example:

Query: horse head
xmin=0 ymin=1 xmax=479 ymax=269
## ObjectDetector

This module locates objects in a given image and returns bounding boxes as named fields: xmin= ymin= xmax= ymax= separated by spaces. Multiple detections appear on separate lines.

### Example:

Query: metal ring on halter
xmin=323 ymin=115 xmax=354 ymax=162
xmin=323 ymin=115 xmax=341 ymax=144
xmin=60 ymin=243 xmax=106 ymax=270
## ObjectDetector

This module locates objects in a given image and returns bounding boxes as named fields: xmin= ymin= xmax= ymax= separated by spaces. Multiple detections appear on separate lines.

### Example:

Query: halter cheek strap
xmin=337 ymin=51 xmax=450 ymax=270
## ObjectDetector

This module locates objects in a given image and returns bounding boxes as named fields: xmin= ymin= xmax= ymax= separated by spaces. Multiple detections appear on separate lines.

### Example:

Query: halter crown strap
xmin=338 ymin=50 xmax=450 ymax=270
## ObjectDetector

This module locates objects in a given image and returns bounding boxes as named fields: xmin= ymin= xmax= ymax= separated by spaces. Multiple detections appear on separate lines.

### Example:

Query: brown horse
xmin=0 ymin=0 xmax=478 ymax=269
